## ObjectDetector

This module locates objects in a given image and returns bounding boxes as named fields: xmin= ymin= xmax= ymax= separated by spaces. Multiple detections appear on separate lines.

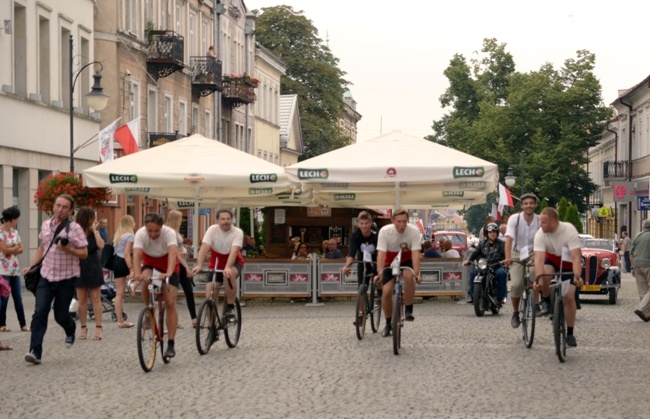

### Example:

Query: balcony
xmin=221 ymin=74 xmax=257 ymax=108
xmin=148 ymin=132 xmax=181 ymax=148
xmin=190 ymin=56 xmax=223 ymax=97
xmin=146 ymin=30 xmax=184 ymax=80
xmin=603 ymin=161 xmax=630 ymax=184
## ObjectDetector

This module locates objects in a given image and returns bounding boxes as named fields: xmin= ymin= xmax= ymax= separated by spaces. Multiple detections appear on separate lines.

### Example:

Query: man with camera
xmin=23 ymin=194 xmax=88 ymax=365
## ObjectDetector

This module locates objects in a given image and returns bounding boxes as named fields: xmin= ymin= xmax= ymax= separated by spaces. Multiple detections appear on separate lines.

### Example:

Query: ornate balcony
xmin=190 ymin=56 xmax=223 ymax=97
xmin=221 ymin=74 xmax=257 ymax=108
xmin=148 ymin=132 xmax=181 ymax=148
xmin=146 ymin=30 xmax=184 ymax=80
xmin=603 ymin=161 xmax=630 ymax=183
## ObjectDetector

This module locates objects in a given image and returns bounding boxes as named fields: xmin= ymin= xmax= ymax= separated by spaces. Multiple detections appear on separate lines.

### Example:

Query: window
xmin=125 ymin=0 xmax=139 ymax=34
xmin=145 ymin=0 xmax=154 ymax=32
xmin=202 ymin=16 xmax=210 ymax=54
xmin=263 ymin=151 xmax=268 ymax=161
xmin=204 ymin=110 xmax=211 ymax=137
xmin=147 ymin=86 xmax=158 ymax=132
xmin=189 ymin=11 xmax=196 ymax=57
xmin=179 ymin=100 xmax=187 ymax=135
xmin=192 ymin=105 xmax=199 ymax=135
xmin=130 ymin=81 xmax=140 ymax=121
xmin=38 ymin=14 xmax=51 ymax=104
xmin=164 ymin=94 xmax=173 ymax=132
xmin=14 ymin=3 xmax=27 ymax=97
xmin=175 ymin=1 xmax=185 ymax=35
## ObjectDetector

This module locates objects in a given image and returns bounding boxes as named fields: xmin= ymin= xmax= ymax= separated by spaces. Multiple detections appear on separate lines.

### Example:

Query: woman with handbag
xmin=0 ymin=206 xmax=29 ymax=332
xmin=113 ymin=215 xmax=135 ymax=328
xmin=166 ymin=210 xmax=196 ymax=328
xmin=74 ymin=207 xmax=105 ymax=341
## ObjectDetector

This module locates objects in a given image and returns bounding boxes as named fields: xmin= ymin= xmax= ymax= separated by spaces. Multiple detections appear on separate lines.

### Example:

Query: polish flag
xmin=498 ymin=183 xmax=514 ymax=208
xmin=114 ymin=117 xmax=141 ymax=155
xmin=415 ymin=219 xmax=425 ymax=234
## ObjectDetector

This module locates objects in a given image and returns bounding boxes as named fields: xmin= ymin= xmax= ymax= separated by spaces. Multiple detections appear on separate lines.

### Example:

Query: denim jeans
xmin=624 ymin=251 xmax=632 ymax=273
xmin=469 ymin=267 xmax=507 ymax=300
xmin=29 ymin=277 xmax=76 ymax=358
xmin=1 ymin=275 xmax=28 ymax=328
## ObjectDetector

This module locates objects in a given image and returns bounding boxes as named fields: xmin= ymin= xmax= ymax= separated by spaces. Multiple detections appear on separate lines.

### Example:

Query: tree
xmin=462 ymin=192 xmax=497 ymax=235
xmin=429 ymin=39 xmax=612 ymax=213
xmin=253 ymin=6 xmax=350 ymax=159
xmin=558 ymin=197 xmax=569 ymax=221
xmin=565 ymin=204 xmax=583 ymax=233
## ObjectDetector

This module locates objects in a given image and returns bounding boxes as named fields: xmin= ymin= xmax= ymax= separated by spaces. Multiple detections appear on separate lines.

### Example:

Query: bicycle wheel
xmin=521 ymin=286 xmax=535 ymax=348
xmin=369 ymin=281 xmax=381 ymax=334
xmin=553 ymin=292 xmax=567 ymax=363
xmin=355 ymin=284 xmax=368 ymax=340
xmin=196 ymin=299 xmax=216 ymax=355
xmin=473 ymin=283 xmax=485 ymax=317
xmin=224 ymin=298 xmax=241 ymax=348
xmin=136 ymin=307 xmax=156 ymax=373
xmin=392 ymin=292 xmax=401 ymax=355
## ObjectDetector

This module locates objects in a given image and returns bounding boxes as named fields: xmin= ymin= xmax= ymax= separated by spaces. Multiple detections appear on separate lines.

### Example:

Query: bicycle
xmin=354 ymin=261 xmax=380 ymax=340
xmin=385 ymin=253 xmax=416 ymax=355
xmin=538 ymin=271 xmax=575 ymax=363
xmin=195 ymin=269 xmax=241 ymax=355
xmin=511 ymin=258 xmax=535 ymax=348
xmin=135 ymin=275 xmax=170 ymax=373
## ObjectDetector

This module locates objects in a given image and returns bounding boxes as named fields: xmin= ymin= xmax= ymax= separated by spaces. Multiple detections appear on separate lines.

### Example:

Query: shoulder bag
xmin=101 ymin=239 xmax=116 ymax=271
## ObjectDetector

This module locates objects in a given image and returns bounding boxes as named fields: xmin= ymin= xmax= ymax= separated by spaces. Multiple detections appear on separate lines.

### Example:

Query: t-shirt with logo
xmin=377 ymin=224 xmax=421 ymax=265
xmin=202 ymin=224 xmax=245 ymax=270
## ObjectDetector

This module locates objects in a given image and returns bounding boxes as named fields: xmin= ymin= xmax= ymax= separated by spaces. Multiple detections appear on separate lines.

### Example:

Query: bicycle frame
xmin=511 ymin=259 xmax=535 ymax=348
xmin=537 ymin=271 xmax=575 ymax=363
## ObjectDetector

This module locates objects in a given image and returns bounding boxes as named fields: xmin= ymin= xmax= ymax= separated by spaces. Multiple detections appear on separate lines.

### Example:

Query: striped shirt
xmin=40 ymin=218 xmax=88 ymax=282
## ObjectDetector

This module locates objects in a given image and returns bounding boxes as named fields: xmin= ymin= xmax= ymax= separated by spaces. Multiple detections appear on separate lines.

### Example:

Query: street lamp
xmin=504 ymin=166 xmax=516 ymax=188
xmin=520 ymin=149 xmax=526 ymax=197
xmin=69 ymin=34 xmax=109 ymax=173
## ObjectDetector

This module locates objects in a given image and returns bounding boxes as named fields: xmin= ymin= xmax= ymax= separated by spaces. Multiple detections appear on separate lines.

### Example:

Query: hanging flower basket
xmin=223 ymin=72 xmax=259 ymax=87
xmin=34 ymin=172 xmax=110 ymax=214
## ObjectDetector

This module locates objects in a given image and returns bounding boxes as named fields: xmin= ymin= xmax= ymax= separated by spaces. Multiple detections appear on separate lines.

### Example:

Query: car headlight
xmin=477 ymin=258 xmax=488 ymax=270
xmin=601 ymin=258 xmax=611 ymax=269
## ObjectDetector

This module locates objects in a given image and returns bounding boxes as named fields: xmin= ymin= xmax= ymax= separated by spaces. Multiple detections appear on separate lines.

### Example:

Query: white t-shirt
xmin=202 ymin=224 xmax=244 ymax=254
xmin=533 ymin=221 xmax=581 ymax=267
xmin=134 ymin=225 xmax=177 ymax=257
xmin=377 ymin=224 xmax=421 ymax=264
xmin=506 ymin=212 xmax=540 ymax=254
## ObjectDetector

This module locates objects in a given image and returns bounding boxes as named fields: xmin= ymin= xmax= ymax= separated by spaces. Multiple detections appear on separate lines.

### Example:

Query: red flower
xmin=34 ymin=172 xmax=110 ymax=213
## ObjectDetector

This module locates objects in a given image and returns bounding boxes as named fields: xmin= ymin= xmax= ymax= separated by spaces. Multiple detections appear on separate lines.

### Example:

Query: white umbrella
xmin=285 ymin=130 xmax=499 ymax=209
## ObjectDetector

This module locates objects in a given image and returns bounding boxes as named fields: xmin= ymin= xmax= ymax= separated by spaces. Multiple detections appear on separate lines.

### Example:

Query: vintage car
xmin=579 ymin=237 xmax=620 ymax=304
xmin=432 ymin=231 xmax=468 ymax=257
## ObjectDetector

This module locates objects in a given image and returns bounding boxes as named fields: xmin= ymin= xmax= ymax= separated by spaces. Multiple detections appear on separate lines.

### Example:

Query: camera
xmin=54 ymin=236 xmax=69 ymax=246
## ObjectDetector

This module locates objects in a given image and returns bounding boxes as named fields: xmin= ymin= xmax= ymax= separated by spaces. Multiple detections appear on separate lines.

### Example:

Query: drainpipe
xmin=244 ymin=20 xmax=254 ymax=154
xmin=214 ymin=3 xmax=224 ymax=142
xmin=620 ymin=96 xmax=634 ymax=234
xmin=605 ymin=120 xmax=619 ymax=237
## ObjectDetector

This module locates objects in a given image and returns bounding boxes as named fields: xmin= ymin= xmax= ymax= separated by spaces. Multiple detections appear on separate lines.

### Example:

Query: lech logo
xmin=109 ymin=174 xmax=138 ymax=183
xmin=443 ymin=191 xmax=464 ymax=197
xmin=248 ymin=188 xmax=273 ymax=195
xmin=297 ymin=169 xmax=329 ymax=180
xmin=250 ymin=173 xmax=278 ymax=183
xmin=453 ymin=167 xmax=485 ymax=178
xmin=459 ymin=181 xmax=486 ymax=189
xmin=334 ymin=193 xmax=356 ymax=201
xmin=124 ymin=187 xmax=150 ymax=193
xmin=176 ymin=201 xmax=195 ymax=208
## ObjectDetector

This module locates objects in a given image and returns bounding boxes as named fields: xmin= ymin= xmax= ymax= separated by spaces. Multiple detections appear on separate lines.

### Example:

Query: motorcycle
xmin=472 ymin=258 xmax=503 ymax=317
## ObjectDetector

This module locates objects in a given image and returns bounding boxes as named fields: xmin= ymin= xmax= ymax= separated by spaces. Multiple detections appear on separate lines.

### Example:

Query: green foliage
xmin=462 ymin=192 xmax=497 ymax=235
xmin=237 ymin=208 xmax=264 ymax=244
xmin=565 ymin=204 xmax=583 ymax=233
xmin=558 ymin=197 xmax=569 ymax=221
xmin=253 ymin=6 xmax=351 ymax=159
xmin=539 ymin=198 xmax=548 ymax=212
xmin=429 ymin=39 xmax=612 ymax=213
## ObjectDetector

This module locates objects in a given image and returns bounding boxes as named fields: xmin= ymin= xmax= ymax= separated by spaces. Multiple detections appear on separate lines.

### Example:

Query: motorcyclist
xmin=463 ymin=223 xmax=507 ymax=304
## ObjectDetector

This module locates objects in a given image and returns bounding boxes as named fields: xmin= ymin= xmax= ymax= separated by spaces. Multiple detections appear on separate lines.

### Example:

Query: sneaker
xmin=352 ymin=316 xmax=362 ymax=326
xmin=634 ymin=309 xmax=650 ymax=322
xmin=381 ymin=324 xmax=392 ymax=337
xmin=566 ymin=335 xmax=577 ymax=348
xmin=511 ymin=312 xmax=521 ymax=329
xmin=225 ymin=307 xmax=236 ymax=322
xmin=466 ymin=296 xmax=474 ymax=304
xmin=65 ymin=333 xmax=75 ymax=349
xmin=164 ymin=342 xmax=176 ymax=358
xmin=534 ymin=304 xmax=542 ymax=316
xmin=24 ymin=351 xmax=41 ymax=365
xmin=540 ymin=301 xmax=551 ymax=316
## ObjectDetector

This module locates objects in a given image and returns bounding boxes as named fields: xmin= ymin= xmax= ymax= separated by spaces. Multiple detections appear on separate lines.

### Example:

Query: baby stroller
xmin=70 ymin=275 xmax=128 ymax=322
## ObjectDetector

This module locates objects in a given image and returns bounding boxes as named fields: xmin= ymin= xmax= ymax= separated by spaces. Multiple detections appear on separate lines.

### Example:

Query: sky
xmin=245 ymin=0 xmax=650 ymax=142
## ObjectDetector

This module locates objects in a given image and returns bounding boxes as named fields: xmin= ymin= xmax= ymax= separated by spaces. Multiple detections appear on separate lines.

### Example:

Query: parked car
xmin=432 ymin=231 xmax=468 ymax=257
xmin=579 ymin=237 xmax=620 ymax=304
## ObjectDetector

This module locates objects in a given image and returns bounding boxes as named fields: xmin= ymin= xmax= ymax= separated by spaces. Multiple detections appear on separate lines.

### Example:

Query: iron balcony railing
xmin=603 ymin=161 xmax=630 ymax=179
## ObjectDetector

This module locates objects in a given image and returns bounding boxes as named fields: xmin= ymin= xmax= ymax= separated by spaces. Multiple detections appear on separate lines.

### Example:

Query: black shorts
xmin=141 ymin=266 xmax=180 ymax=288
xmin=209 ymin=263 xmax=243 ymax=284
xmin=381 ymin=260 xmax=413 ymax=285
xmin=356 ymin=261 xmax=377 ymax=286
xmin=543 ymin=258 xmax=574 ymax=282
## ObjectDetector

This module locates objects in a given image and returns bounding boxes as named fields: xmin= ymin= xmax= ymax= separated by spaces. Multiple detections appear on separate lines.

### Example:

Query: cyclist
xmin=504 ymin=193 xmax=540 ymax=328
xmin=191 ymin=209 xmax=244 ymax=321
xmin=374 ymin=209 xmax=422 ymax=337
xmin=343 ymin=211 xmax=378 ymax=326
xmin=132 ymin=213 xmax=180 ymax=358
xmin=463 ymin=223 xmax=506 ymax=305
xmin=533 ymin=207 xmax=583 ymax=347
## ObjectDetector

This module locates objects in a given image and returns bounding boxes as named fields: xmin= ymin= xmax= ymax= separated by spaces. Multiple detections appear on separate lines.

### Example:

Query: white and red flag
xmin=98 ymin=117 xmax=121 ymax=163
xmin=114 ymin=117 xmax=141 ymax=155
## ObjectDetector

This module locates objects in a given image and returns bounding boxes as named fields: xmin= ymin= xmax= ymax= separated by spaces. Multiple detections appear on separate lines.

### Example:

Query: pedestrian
xmin=74 ymin=207 xmax=105 ymax=341
xmin=22 ymin=194 xmax=88 ymax=364
xmin=324 ymin=239 xmax=344 ymax=259
xmin=630 ymin=219 xmax=650 ymax=322
xmin=422 ymin=240 xmax=442 ymax=258
xmin=98 ymin=218 xmax=109 ymax=243
xmin=166 ymin=210 xmax=196 ymax=328
xmin=206 ymin=45 xmax=216 ymax=82
xmin=0 ymin=206 xmax=29 ymax=332
xmin=621 ymin=231 xmax=632 ymax=273
xmin=112 ymin=215 xmax=135 ymax=328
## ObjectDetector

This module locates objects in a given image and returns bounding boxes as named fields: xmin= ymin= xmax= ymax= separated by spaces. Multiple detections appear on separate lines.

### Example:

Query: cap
xmin=520 ymin=193 xmax=538 ymax=201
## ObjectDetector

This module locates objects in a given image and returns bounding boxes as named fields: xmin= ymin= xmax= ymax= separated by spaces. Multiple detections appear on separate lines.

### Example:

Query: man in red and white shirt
xmin=375 ymin=209 xmax=422 ymax=337
xmin=133 ymin=213 xmax=179 ymax=358
xmin=192 ymin=209 xmax=244 ymax=319
xmin=23 ymin=194 xmax=88 ymax=365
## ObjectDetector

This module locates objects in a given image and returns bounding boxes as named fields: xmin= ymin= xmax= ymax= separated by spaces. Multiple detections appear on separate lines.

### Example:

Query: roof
xmin=279 ymin=94 xmax=303 ymax=153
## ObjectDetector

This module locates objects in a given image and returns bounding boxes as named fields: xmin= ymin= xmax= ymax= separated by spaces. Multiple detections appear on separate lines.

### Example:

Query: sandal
xmin=117 ymin=322 xmax=134 ymax=328
xmin=0 ymin=326 xmax=11 ymax=332
xmin=192 ymin=318 xmax=197 ymax=328
xmin=93 ymin=325 xmax=102 ymax=341
xmin=79 ymin=325 xmax=87 ymax=340
xmin=0 ymin=342 xmax=13 ymax=350
xmin=21 ymin=326 xmax=30 ymax=332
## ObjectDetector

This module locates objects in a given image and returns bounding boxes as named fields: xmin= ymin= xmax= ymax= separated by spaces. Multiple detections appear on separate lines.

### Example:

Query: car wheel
xmin=608 ymin=287 xmax=617 ymax=305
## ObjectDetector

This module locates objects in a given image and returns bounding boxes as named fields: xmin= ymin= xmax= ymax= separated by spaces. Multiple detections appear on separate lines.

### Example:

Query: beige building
xmin=0 ymin=0 xmax=101 ymax=264
xmin=340 ymin=88 xmax=362 ymax=144
xmin=254 ymin=43 xmax=284 ymax=165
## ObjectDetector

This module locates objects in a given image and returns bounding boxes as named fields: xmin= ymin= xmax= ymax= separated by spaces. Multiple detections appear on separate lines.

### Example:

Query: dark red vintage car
xmin=431 ymin=231 xmax=468 ymax=257
xmin=579 ymin=238 xmax=620 ymax=304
